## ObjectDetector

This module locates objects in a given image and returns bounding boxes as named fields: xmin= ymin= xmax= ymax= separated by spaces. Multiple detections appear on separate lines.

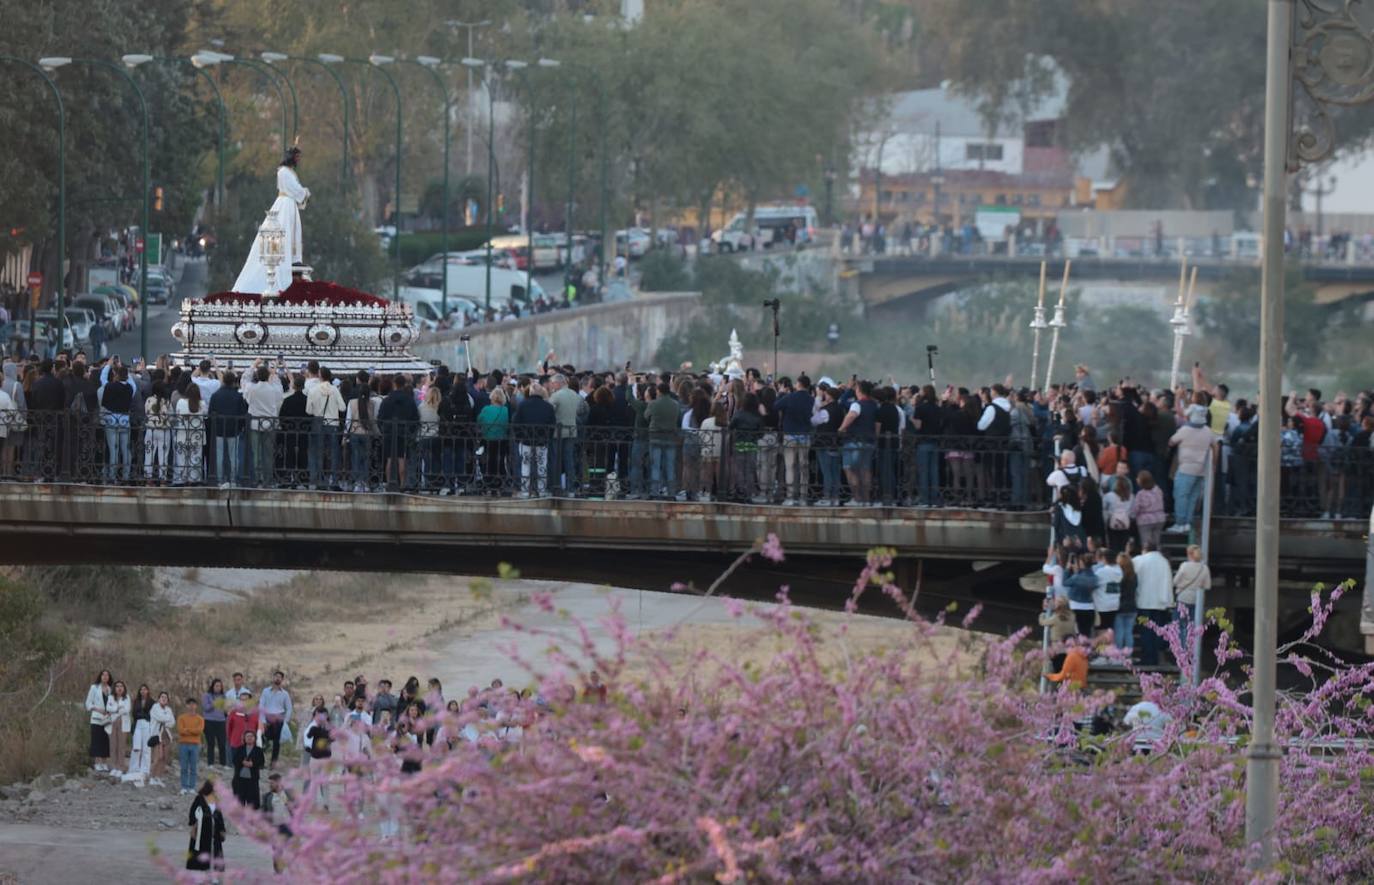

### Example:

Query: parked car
xmin=531 ymin=234 xmax=564 ymax=271
xmin=614 ymin=228 xmax=652 ymax=258
xmin=34 ymin=310 xmax=92 ymax=345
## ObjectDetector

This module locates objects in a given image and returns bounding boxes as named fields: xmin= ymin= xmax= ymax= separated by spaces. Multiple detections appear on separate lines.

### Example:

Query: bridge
xmin=841 ymin=253 xmax=1374 ymax=309
xmin=6 ymin=482 xmax=1367 ymax=643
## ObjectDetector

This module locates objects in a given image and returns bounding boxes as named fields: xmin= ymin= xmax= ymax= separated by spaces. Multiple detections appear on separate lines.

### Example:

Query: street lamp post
xmin=348 ymin=56 xmax=403 ymax=298
xmin=257 ymin=52 xmax=299 ymax=140
xmin=446 ymin=19 xmax=490 ymax=176
xmin=561 ymin=60 xmax=608 ymax=296
xmin=1 ymin=56 xmax=65 ymax=350
xmin=400 ymin=56 xmax=451 ymax=317
xmin=313 ymin=54 xmax=353 ymax=191
xmin=42 ymin=56 xmax=150 ymax=359
xmin=462 ymin=58 xmax=497 ymax=313
xmin=125 ymin=54 xmax=228 ymax=211
xmin=1042 ymin=259 xmax=1071 ymax=391
xmin=205 ymin=51 xmax=290 ymax=155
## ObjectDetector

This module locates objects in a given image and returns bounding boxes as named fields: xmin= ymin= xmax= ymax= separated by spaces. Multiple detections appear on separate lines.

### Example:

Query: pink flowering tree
xmin=199 ymin=542 xmax=1374 ymax=883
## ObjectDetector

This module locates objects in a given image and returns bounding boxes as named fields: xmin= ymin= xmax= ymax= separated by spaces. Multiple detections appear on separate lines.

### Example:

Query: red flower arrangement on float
xmin=202 ymin=279 xmax=389 ymax=307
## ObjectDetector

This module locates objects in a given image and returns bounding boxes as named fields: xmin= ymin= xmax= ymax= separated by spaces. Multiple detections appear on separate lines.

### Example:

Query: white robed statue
xmin=232 ymin=143 xmax=310 ymax=294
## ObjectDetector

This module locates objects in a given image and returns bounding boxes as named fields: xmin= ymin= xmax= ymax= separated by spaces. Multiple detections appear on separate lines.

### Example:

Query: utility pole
xmin=446 ymin=19 xmax=490 ymax=177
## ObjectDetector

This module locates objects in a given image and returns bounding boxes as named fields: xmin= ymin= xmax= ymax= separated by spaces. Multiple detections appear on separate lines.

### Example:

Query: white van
xmin=711 ymin=204 xmax=818 ymax=252
xmin=396 ymin=262 xmax=546 ymax=319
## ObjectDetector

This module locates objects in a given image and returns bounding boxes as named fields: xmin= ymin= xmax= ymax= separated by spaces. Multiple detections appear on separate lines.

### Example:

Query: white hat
xmin=818 ymin=376 xmax=837 ymax=389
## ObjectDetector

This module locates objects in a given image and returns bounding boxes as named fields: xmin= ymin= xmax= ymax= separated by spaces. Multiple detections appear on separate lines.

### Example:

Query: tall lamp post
xmin=346 ymin=55 xmax=403 ymax=298
xmin=42 ymin=56 xmax=150 ymax=359
xmin=461 ymin=57 xmax=498 ymax=313
xmin=445 ymin=19 xmax=490 ymax=176
xmin=560 ymin=60 xmax=608 ymax=297
xmin=399 ymin=56 xmax=451 ymax=317
xmin=256 ymin=52 xmax=299 ymax=141
xmin=1 ymin=56 xmax=65 ymax=348
xmin=200 ymin=50 xmax=290 ymax=155
xmin=515 ymin=59 xmax=562 ymax=303
xmin=312 ymin=54 xmax=353 ymax=191
xmin=123 ymin=54 xmax=228 ymax=211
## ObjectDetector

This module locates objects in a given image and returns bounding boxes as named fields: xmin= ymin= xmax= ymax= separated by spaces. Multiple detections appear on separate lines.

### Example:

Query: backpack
xmin=1108 ymin=499 xmax=1132 ymax=531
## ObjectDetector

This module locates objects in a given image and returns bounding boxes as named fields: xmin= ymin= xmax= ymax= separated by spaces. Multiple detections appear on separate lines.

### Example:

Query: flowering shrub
xmin=205 ymin=280 xmax=389 ymax=308
xmin=212 ymin=546 xmax=1374 ymax=883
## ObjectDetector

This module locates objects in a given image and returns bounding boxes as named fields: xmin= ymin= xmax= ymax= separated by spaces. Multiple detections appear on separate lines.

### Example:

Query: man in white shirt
xmin=242 ymin=363 xmax=285 ymax=487
xmin=305 ymin=366 xmax=344 ymax=489
xmin=191 ymin=360 xmax=222 ymax=400
xmin=226 ymin=672 xmax=250 ymax=702
xmin=1131 ymin=543 xmax=1174 ymax=667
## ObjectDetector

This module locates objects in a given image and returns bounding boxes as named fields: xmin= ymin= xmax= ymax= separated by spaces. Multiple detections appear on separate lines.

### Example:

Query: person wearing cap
xmin=1167 ymin=404 xmax=1218 ymax=534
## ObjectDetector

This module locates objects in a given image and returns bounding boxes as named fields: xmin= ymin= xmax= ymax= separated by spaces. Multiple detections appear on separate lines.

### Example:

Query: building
xmin=853 ymin=77 xmax=1114 ymax=233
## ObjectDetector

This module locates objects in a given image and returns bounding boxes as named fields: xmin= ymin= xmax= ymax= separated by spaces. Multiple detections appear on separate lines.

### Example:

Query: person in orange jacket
xmin=1047 ymin=644 xmax=1089 ymax=690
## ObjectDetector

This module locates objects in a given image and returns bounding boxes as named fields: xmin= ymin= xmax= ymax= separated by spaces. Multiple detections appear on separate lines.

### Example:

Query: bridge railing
xmin=0 ymin=409 xmax=1367 ymax=518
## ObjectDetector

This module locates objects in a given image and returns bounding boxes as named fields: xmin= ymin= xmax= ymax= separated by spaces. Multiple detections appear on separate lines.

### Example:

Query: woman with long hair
xmin=418 ymin=382 xmax=443 ymax=492
xmin=1131 ymin=470 xmax=1166 ymax=549
xmin=148 ymin=690 xmax=177 ymax=787
xmin=144 ymin=380 xmax=173 ymax=484
xmin=201 ymin=677 xmax=229 ymax=769
xmin=85 ymin=669 xmax=113 ymax=772
xmin=346 ymin=370 xmax=381 ymax=492
xmin=681 ymin=391 xmax=713 ymax=501
xmin=106 ymin=680 xmax=131 ymax=776
xmin=186 ymin=779 xmax=225 ymax=874
xmin=1114 ymin=552 xmax=1139 ymax=652
xmin=173 ymin=382 xmax=207 ymax=485
xmin=125 ymin=683 xmax=155 ymax=783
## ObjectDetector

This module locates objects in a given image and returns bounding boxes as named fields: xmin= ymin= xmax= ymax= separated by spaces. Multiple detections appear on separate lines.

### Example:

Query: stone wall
xmin=413 ymin=291 xmax=702 ymax=373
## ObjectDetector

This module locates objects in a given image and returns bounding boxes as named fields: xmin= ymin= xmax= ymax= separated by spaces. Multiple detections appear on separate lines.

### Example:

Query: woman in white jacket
xmin=105 ymin=681 xmax=132 ymax=777
xmin=85 ymin=669 xmax=113 ymax=772
xmin=148 ymin=691 xmax=178 ymax=788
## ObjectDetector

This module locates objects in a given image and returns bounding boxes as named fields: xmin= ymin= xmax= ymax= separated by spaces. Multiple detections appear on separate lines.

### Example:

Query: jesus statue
xmin=231 ymin=142 xmax=310 ymax=294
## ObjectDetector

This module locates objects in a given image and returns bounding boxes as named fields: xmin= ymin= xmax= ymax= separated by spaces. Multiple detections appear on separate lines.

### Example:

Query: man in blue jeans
xmin=1167 ymin=404 xmax=1217 ymax=534
xmin=644 ymin=383 xmax=680 ymax=499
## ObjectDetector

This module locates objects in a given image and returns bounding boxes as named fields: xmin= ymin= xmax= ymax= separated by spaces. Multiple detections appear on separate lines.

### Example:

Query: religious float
xmin=172 ymin=142 xmax=430 ymax=372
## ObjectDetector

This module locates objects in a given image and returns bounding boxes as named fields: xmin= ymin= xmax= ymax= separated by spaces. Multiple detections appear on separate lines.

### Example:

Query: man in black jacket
xmin=278 ymin=374 xmax=309 ymax=487
xmin=29 ymin=360 xmax=65 ymax=480
xmin=377 ymin=374 xmax=420 ymax=491
xmin=208 ymin=372 xmax=248 ymax=487
xmin=513 ymin=383 xmax=555 ymax=497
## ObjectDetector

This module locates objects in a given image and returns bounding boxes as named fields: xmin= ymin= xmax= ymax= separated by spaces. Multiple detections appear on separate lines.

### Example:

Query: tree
xmin=920 ymin=1 xmax=1374 ymax=210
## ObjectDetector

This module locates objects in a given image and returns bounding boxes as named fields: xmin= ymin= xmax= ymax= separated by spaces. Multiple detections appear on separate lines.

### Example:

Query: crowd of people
xmin=83 ymin=665 xmax=602 ymax=872
xmin=0 ymin=350 xmax=1368 ymax=521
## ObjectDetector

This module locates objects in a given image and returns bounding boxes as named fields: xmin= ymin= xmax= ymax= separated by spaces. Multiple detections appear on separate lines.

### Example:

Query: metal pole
xmin=518 ymin=71 xmax=535 ymax=304
xmin=1245 ymin=0 xmax=1293 ymax=869
xmin=485 ymin=75 xmax=495 ymax=312
xmin=230 ymin=58 xmax=288 ymax=154
xmin=467 ymin=27 xmax=476 ymax=175
xmin=78 ymin=59 xmax=150 ymax=359
xmin=351 ymin=60 xmax=403 ymax=298
xmin=1194 ymin=445 xmax=1215 ymax=687
xmin=297 ymin=57 xmax=350 ymax=191
xmin=566 ymin=78 xmax=577 ymax=267
xmin=405 ymin=61 xmax=450 ymax=317
xmin=1030 ymin=260 xmax=1047 ymax=387
xmin=226 ymin=58 xmax=288 ymax=153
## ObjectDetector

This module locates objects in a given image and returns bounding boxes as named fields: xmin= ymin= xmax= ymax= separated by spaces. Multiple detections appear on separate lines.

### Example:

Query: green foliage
xmin=18 ymin=565 xmax=157 ymax=629
xmin=638 ymin=249 xmax=692 ymax=292
xmin=392 ymin=229 xmax=491 ymax=266
xmin=920 ymin=1 xmax=1373 ymax=211
xmin=0 ymin=577 xmax=70 ymax=688
xmin=654 ymin=258 xmax=837 ymax=372
xmin=1193 ymin=265 xmax=1356 ymax=379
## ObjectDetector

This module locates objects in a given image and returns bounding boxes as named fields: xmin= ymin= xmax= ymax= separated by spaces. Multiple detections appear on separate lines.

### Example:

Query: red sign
xmin=26 ymin=271 xmax=42 ymax=287
xmin=135 ymin=238 xmax=145 ymax=254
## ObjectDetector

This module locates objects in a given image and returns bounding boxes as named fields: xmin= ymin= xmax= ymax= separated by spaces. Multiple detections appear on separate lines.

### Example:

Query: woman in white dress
xmin=173 ymin=383 xmax=208 ymax=485
xmin=232 ymin=144 xmax=310 ymax=294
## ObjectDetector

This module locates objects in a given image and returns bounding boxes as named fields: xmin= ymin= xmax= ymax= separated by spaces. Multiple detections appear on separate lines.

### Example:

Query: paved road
xmin=0 ymin=822 xmax=271 ymax=883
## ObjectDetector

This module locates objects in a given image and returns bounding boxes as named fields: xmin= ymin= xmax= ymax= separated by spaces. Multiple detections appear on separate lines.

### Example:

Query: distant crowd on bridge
xmin=0 ymin=352 xmax=1370 ymax=524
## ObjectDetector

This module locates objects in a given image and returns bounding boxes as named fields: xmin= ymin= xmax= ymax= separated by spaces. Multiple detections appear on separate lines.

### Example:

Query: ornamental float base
xmin=171 ymin=278 xmax=432 ymax=373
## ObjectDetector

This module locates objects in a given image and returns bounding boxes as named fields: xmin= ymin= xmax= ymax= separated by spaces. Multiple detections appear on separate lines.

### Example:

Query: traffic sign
xmin=26 ymin=271 xmax=42 ymax=287
xmin=135 ymin=238 xmax=145 ymax=254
